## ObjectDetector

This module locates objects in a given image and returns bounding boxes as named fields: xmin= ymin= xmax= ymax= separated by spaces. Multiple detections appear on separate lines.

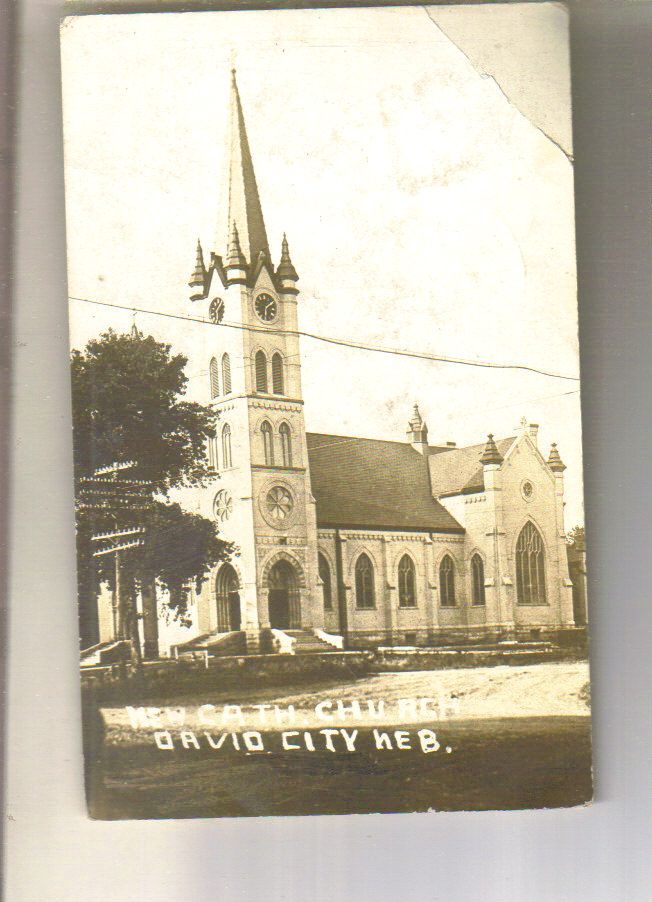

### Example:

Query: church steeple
xmin=226 ymin=69 xmax=270 ymax=268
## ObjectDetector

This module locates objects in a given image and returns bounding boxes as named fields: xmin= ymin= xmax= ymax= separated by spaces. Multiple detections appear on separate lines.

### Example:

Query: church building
xmin=96 ymin=71 xmax=579 ymax=659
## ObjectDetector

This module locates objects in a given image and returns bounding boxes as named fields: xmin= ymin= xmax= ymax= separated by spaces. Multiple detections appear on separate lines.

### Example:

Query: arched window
xmin=221 ymin=353 xmax=232 ymax=394
xmin=279 ymin=422 xmax=292 ymax=467
xmin=208 ymin=435 xmax=218 ymax=471
xmin=355 ymin=553 xmax=375 ymax=609
xmin=318 ymin=553 xmax=333 ymax=611
xmin=516 ymin=522 xmax=547 ymax=605
xmin=439 ymin=554 xmax=456 ymax=607
xmin=471 ymin=554 xmax=485 ymax=605
xmin=272 ymin=353 xmax=284 ymax=395
xmin=255 ymin=350 xmax=268 ymax=393
xmin=221 ymin=423 xmax=232 ymax=469
xmin=398 ymin=554 xmax=417 ymax=607
xmin=261 ymin=420 xmax=274 ymax=466
xmin=209 ymin=357 xmax=219 ymax=399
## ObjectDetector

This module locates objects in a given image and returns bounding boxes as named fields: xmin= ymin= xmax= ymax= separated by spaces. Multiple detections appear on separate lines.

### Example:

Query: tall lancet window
xmin=209 ymin=357 xmax=219 ymax=399
xmin=221 ymin=353 xmax=232 ymax=394
xmin=261 ymin=420 xmax=274 ymax=466
xmin=355 ymin=553 xmax=375 ymax=609
xmin=207 ymin=436 xmax=218 ymax=471
xmin=439 ymin=554 xmax=456 ymax=607
xmin=279 ymin=422 xmax=292 ymax=467
xmin=471 ymin=554 xmax=486 ymax=605
xmin=221 ymin=423 xmax=232 ymax=469
xmin=272 ymin=353 xmax=284 ymax=395
xmin=319 ymin=553 xmax=333 ymax=611
xmin=516 ymin=522 xmax=547 ymax=605
xmin=398 ymin=554 xmax=417 ymax=608
xmin=255 ymin=351 xmax=268 ymax=393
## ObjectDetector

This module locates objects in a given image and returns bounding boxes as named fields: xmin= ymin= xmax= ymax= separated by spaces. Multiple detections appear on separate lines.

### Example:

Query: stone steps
xmin=285 ymin=630 xmax=338 ymax=654
xmin=173 ymin=630 xmax=246 ymax=658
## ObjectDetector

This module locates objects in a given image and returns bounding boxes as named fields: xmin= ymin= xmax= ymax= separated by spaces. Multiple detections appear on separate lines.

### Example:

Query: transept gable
xmin=502 ymin=433 xmax=556 ymax=484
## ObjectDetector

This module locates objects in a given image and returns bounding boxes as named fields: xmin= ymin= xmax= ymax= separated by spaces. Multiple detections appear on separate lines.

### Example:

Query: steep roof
xmin=306 ymin=433 xmax=464 ymax=533
xmin=427 ymin=436 xmax=516 ymax=497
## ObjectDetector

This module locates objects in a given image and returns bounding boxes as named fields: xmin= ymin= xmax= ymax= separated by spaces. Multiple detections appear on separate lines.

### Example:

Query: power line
xmin=70 ymin=294 xmax=580 ymax=382
xmin=449 ymin=387 xmax=580 ymax=421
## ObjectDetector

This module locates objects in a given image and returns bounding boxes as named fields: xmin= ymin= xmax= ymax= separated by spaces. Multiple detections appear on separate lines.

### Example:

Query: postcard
xmin=61 ymin=4 xmax=591 ymax=818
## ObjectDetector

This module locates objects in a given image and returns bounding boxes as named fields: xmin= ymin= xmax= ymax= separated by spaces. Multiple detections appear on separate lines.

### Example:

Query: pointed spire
xmin=189 ymin=238 xmax=206 ymax=300
xmin=130 ymin=321 xmax=142 ymax=340
xmin=547 ymin=442 xmax=566 ymax=473
xmin=277 ymin=233 xmax=299 ymax=283
xmin=224 ymin=220 xmax=248 ymax=285
xmin=481 ymin=434 xmax=504 ymax=466
xmin=226 ymin=69 xmax=270 ymax=268
xmin=226 ymin=220 xmax=246 ymax=268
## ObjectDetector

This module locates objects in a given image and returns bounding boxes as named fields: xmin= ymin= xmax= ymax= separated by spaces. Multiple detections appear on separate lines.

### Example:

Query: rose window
xmin=522 ymin=481 xmax=534 ymax=500
xmin=214 ymin=489 xmax=233 ymax=522
xmin=265 ymin=486 xmax=294 ymax=522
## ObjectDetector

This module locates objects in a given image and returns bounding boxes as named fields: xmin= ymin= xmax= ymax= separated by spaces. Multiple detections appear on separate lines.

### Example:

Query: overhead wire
xmin=69 ymin=293 xmax=580 ymax=383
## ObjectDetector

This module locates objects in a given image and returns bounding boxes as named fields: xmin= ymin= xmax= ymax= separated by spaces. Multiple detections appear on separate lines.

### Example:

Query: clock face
xmin=209 ymin=298 xmax=224 ymax=324
xmin=255 ymin=292 xmax=278 ymax=322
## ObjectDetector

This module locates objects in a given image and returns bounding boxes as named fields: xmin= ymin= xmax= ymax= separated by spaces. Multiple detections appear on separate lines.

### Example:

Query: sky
xmin=61 ymin=4 xmax=584 ymax=527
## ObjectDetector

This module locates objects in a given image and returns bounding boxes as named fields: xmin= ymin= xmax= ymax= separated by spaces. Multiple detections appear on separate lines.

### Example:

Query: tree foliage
xmin=72 ymin=329 xmax=232 ymax=652
xmin=139 ymin=500 xmax=233 ymax=605
xmin=71 ymin=329 xmax=217 ymax=491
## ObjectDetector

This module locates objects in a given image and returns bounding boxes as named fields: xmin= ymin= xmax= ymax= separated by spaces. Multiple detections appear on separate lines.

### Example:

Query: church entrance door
xmin=216 ymin=564 xmax=241 ymax=632
xmin=228 ymin=590 xmax=241 ymax=631
xmin=267 ymin=560 xmax=300 ymax=630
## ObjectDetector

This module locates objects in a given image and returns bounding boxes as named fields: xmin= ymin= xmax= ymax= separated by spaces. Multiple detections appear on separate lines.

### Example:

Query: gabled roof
xmin=306 ymin=433 xmax=464 ymax=533
xmin=427 ymin=436 xmax=516 ymax=497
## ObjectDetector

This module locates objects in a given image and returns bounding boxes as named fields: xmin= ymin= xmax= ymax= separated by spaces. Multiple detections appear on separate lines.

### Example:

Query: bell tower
xmin=186 ymin=70 xmax=321 ymax=649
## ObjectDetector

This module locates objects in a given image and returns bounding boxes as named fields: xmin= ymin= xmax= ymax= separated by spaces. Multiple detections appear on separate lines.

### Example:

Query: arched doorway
xmin=267 ymin=559 xmax=300 ymax=629
xmin=215 ymin=564 xmax=241 ymax=632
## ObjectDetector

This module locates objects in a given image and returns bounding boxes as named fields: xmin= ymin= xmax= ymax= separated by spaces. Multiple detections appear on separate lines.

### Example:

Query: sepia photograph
xmin=60 ymin=3 xmax=591 ymax=819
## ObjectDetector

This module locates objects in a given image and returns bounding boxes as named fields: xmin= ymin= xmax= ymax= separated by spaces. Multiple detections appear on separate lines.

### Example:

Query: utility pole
xmin=77 ymin=461 xmax=154 ymax=663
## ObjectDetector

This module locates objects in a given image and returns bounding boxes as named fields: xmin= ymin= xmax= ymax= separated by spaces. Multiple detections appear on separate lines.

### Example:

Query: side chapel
xmin=98 ymin=71 xmax=581 ymax=657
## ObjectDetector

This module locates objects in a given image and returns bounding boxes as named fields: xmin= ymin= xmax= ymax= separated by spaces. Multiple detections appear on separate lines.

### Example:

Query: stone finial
xmin=481 ymin=434 xmax=504 ymax=466
xmin=406 ymin=403 xmax=428 ymax=452
xmin=408 ymin=403 xmax=423 ymax=430
xmin=277 ymin=233 xmax=299 ymax=283
xmin=225 ymin=220 xmax=247 ymax=269
xmin=189 ymin=238 xmax=206 ymax=300
xmin=548 ymin=442 xmax=566 ymax=473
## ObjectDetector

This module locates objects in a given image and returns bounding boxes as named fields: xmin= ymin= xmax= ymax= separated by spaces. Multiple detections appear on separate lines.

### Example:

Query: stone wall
xmin=80 ymin=634 xmax=587 ymax=703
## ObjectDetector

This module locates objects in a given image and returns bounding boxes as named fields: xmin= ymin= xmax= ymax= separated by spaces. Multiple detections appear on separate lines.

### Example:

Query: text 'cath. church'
xmin=97 ymin=71 xmax=585 ymax=657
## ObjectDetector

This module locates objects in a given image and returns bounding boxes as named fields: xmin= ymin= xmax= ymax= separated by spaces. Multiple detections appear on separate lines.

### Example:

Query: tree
xmin=72 ymin=328 xmax=231 ymax=659
xmin=71 ymin=329 xmax=216 ymax=491
xmin=139 ymin=501 xmax=233 ymax=623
